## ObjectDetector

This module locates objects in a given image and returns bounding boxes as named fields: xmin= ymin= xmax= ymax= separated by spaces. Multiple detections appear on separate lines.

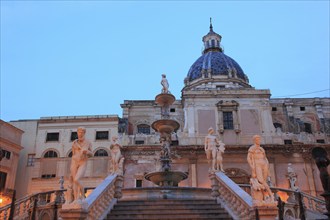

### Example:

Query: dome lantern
xmin=183 ymin=20 xmax=251 ymax=90
xmin=202 ymin=18 xmax=223 ymax=53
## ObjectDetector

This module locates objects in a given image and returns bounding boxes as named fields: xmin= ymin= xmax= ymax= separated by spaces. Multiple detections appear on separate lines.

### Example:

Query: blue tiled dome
xmin=187 ymin=51 xmax=247 ymax=82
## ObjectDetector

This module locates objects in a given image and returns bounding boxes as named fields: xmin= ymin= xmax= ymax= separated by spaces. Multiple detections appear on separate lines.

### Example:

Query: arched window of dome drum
xmin=94 ymin=149 xmax=108 ymax=157
xmin=211 ymin=39 xmax=215 ymax=47
xmin=44 ymin=150 xmax=58 ymax=158
xmin=304 ymin=123 xmax=312 ymax=134
xmin=137 ymin=124 xmax=150 ymax=134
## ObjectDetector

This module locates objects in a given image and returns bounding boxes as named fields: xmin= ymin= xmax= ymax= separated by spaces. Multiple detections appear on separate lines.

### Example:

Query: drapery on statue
xmin=66 ymin=127 xmax=93 ymax=204
xmin=110 ymin=136 xmax=124 ymax=175
xmin=204 ymin=127 xmax=225 ymax=172
xmin=247 ymin=135 xmax=275 ymax=206
xmin=161 ymin=74 xmax=169 ymax=94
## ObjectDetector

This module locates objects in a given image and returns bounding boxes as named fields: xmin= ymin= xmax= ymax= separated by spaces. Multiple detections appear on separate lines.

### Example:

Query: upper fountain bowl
xmin=155 ymin=93 xmax=176 ymax=107
xmin=151 ymin=119 xmax=180 ymax=134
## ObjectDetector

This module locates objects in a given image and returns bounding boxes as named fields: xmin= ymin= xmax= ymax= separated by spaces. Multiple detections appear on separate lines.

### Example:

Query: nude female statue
xmin=110 ymin=136 xmax=123 ymax=174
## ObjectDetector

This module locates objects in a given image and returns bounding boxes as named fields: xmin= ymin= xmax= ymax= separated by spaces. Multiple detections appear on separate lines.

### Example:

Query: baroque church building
xmin=1 ymin=23 xmax=329 ymax=219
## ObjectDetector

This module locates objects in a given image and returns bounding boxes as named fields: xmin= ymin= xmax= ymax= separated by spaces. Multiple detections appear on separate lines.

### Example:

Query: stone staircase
xmin=106 ymin=199 xmax=233 ymax=220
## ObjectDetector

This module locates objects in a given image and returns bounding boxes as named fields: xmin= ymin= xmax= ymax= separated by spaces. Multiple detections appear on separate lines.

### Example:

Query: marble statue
xmin=67 ymin=127 xmax=93 ymax=204
xmin=216 ymin=141 xmax=225 ymax=172
xmin=59 ymin=176 xmax=64 ymax=190
xmin=161 ymin=74 xmax=169 ymax=93
xmin=110 ymin=136 xmax=124 ymax=175
xmin=247 ymin=135 xmax=275 ymax=206
xmin=287 ymin=163 xmax=299 ymax=190
xmin=205 ymin=127 xmax=224 ymax=172
xmin=160 ymin=135 xmax=171 ymax=158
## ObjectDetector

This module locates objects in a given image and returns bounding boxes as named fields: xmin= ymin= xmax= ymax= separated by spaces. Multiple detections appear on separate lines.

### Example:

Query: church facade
xmin=2 ymin=24 xmax=329 ymax=205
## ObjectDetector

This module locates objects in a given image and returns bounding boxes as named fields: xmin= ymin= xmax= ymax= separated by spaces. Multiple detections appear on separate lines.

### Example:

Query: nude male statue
xmin=205 ymin=127 xmax=220 ymax=171
xmin=247 ymin=135 xmax=274 ymax=204
xmin=69 ymin=127 xmax=93 ymax=202
xmin=161 ymin=74 xmax=169 ymax=94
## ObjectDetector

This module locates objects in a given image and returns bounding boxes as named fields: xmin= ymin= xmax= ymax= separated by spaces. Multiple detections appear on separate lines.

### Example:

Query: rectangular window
xmin=136 ymin=179 xmax=142 ymax=188
xmin=216 ymin=85 xmax=225 ymax=90
xmin=171 ymin=140 xmax=179 ymax=146
xmin=284 ymin=140 xmax=293 ymax=145
xmin=223 ymin=112 xmax=234 ymax=130
xmin=170 ymin=108 xmax=176 ymax=112
xmin=46 ymin=132 xmax=59 ymax=142
xmin=70 ymin=132 xmax=78 ymax=141
xmin=300 ymin=106 xmax=305 ymax=111
xmin=1 ymin=149 xmax=11 ymax=159
xmin=272 ymin=107 xmax=277 ymax=111
xmin=27 ymin=154 xmax=36 ymax=167
xmin=317 ymin=139 xmax=325 ymax=144
xmin=41 ymin=174 xmax=56 ymax=179
xmin=135 ymin=140 xmax=144 ymax=145
xmin=0 ymin=172 xmax=7 ymax=191
xmin=96 ymin=131 xmax=109 ymax=140
xmin=137 ymin=125 xmax=150 ymax=134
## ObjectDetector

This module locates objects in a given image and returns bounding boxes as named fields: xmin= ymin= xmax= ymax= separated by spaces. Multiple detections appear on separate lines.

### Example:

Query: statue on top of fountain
xmin=161 ymin=74 xmax=169 ymax=94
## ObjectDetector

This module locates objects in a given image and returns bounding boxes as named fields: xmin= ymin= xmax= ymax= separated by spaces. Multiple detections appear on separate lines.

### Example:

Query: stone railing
xmin=239 ymin=184 xmax=327 ymax=219
xmin=301 ymin=191 xmax=326 ymax=214
xmin=0 ymin=189 xmax=65 ymax=220
xmin=60 ymin=174 xmax=124 ymax=220
xmin=209 ymin=172 xmax=255 ymax=220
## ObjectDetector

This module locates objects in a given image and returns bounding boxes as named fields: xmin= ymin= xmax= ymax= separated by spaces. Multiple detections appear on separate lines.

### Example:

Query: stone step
xmin=110 ymin=208 xmax=228 ymax=215
xmin=116 ymin=199 xmax=218 ymax=205
xmin=106 ymin=199 xmax=233 ymax=220
xmin=112 ymin=204 xmax=223 ymax=211
xmin=106 ymin=213 xmax=232 ymax=220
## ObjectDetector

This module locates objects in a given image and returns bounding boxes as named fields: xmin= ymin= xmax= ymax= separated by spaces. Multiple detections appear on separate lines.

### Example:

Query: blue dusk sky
xmin=1 ymin=1 xmax=329 ymax=122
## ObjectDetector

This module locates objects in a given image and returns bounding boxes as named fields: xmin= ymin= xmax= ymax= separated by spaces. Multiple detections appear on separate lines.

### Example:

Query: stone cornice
xmin=39 ymin=116 xmax=118 ymax=124
xmin=121 ymin=144 xmax=330 ymax=160
xmin=181 ymin=89 xmax=271 ymax=99
xmin=0 ymin=137 xmax=24 ymax=152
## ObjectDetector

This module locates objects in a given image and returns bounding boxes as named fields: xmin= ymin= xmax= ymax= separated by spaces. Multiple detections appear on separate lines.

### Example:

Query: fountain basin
xmin=151 ymin=119 xmax=180 ymax=134
xmin=145 ymin=171 xmax=188 ymax=187
xmin=155 ymin=93 xmax=176 ymax=106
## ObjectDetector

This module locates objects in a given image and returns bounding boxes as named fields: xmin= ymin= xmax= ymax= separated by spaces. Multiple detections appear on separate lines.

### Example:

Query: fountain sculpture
xmin=144 ymin=74 xmax=188 ymax=187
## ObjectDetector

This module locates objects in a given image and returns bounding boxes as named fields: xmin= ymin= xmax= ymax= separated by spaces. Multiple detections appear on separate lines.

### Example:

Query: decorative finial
xmin=210 ymin=17 xmax=213 ymax=32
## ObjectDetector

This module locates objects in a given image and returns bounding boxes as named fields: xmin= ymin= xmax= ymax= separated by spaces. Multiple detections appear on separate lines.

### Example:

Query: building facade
xmin=3 ymin=24 xmax=330 ymax=204
xmin=0 ymin=120 xmax=23 ymax=206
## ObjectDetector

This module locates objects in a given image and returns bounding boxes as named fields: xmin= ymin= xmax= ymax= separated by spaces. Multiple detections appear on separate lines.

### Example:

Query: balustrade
xmin=60 ymin=174 xmax=123 ymax=220
xmin=209 ymin=172 xmax=255 ymax=219
xmin=0 ymin=190 xmax=65 ymax=220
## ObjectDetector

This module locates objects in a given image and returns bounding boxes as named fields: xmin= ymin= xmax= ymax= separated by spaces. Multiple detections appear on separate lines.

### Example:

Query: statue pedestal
xmin=254 ymin=205 xmax=278 ymax=220
xmin=60 ymin=199 xmax=88 ymax=220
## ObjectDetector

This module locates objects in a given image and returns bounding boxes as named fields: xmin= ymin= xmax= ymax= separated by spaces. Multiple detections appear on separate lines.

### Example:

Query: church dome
xmin=184 ymin=20 xmax=250 ymax=90
xmin=186 ymin=51 xmax=247 ymax=82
